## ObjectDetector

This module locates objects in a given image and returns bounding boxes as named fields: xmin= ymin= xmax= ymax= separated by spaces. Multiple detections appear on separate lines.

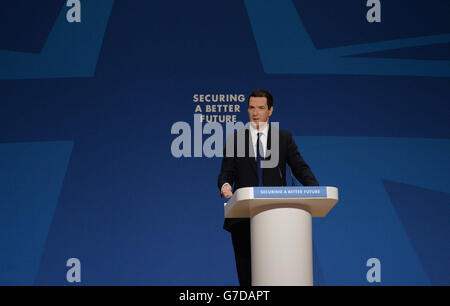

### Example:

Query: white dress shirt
xmin=248 ymin=121 xmax=269 ymax=159
xmin=221 ymin=122 xmax=269 ymax=193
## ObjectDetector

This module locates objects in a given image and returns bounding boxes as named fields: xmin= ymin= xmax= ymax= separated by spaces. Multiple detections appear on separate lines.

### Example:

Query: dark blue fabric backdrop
xmin=0 ymin=0 xmax=449 ymax=285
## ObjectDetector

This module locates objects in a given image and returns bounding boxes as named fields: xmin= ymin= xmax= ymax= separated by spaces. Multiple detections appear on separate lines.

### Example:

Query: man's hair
xmin=248 ymin=89 xmax=273 ymax=109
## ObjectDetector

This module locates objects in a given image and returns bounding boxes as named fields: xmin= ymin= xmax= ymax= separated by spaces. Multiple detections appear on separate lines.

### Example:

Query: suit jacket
xmin=218 ymin=124 xmax=319 ymax=232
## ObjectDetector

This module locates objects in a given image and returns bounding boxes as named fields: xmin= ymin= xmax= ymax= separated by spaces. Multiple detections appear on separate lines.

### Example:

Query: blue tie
xmin=256 ymin=132 xmax=263 ymax=186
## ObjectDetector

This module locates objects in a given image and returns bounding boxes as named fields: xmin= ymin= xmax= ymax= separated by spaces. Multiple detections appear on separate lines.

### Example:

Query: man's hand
xmin=221 ymin=183 xmax=233 ymax=198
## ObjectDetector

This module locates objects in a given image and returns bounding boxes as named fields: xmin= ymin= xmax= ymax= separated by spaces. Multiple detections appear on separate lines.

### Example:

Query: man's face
xmin=248 ymin=97 xmax=273 ymax=127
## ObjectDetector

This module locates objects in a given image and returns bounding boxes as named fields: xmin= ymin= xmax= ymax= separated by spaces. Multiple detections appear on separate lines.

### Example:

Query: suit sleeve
xmin=286 ymin=132 xmax=319 ymax=186
xmin=217 ymin=134 xmax=237 ymax=192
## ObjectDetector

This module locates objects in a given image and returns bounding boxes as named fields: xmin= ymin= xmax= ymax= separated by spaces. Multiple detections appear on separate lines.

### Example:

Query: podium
xmin=224 ymin=186 xmax=338 ymax=286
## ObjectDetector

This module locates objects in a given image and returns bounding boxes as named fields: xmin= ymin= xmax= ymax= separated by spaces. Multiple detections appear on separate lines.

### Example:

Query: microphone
xmin=289 ymin=167 xmax=296 ymax=186
xmin=277 ymin=166 xmax=285 ymax=186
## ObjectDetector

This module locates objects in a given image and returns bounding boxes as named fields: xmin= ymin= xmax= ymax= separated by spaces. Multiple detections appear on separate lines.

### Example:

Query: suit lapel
xmin=265 ymin=123 xmax=272 ymax=160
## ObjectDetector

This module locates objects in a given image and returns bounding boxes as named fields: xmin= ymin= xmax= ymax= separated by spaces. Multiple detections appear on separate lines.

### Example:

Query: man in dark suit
xmin=217 ymin=89 xmax=319 ymax=286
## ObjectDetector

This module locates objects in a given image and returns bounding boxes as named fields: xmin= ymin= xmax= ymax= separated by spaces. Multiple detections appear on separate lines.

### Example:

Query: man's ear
xmin=268 ymin=107 xmax=274 ymax=116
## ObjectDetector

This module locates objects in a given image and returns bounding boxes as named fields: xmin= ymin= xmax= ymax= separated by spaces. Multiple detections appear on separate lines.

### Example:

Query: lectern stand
xmin=224 ymin=186 xmax=338 ymax=286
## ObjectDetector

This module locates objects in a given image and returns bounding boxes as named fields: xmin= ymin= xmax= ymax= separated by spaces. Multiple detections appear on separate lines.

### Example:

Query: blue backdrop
xmin=0 ymin=0 xmax=449 ymax=285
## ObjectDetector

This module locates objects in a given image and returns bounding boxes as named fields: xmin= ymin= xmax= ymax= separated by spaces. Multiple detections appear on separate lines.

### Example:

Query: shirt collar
xmin=249 ymin=121 xmax=269 ymax=136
